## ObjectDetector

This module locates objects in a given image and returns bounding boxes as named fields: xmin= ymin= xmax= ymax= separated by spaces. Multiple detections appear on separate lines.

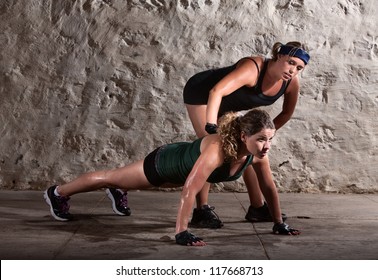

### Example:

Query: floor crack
xmin=233 ymin=192 xmax=271 ymax=260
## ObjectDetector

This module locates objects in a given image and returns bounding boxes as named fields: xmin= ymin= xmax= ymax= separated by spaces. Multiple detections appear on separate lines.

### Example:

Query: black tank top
xmin=183 ymin=58 xmax=291 ymax=117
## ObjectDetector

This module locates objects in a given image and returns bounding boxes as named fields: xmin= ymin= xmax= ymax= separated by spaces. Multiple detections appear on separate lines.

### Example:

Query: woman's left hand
xmin=272 ymin=222 xmax=301 ymax=235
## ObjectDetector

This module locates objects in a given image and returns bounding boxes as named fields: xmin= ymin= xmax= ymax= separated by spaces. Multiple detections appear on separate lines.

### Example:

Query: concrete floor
xmin=0 ymin=190 xmax=378 ymax=260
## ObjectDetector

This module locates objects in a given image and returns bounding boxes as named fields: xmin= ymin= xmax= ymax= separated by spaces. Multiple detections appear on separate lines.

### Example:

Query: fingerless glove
xmin=205 ymin=123 xmax=218 ymax=134
xmin=273 ymin=222 xmax=301 ymax=235
xmin=175 ymin=230 xmax=203 ymax=246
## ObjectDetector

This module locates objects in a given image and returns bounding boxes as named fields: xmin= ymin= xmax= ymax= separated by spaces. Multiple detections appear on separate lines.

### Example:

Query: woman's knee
xmin=185 ymin=105 xmax=207 ymax=137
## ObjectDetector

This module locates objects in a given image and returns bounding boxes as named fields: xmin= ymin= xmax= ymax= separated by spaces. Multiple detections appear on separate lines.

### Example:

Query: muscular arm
xmin=175 ymin=138 xmax=223 ymax=235
xmin=252 ymin=154 xmax=301 ymax=235
xmin=273 ymin=76 xmax=300 ymax=130
xmin=252 ymin=156 xmax=283 ymax=224
xmin=206 ymin=57 xmax=262 ymax=124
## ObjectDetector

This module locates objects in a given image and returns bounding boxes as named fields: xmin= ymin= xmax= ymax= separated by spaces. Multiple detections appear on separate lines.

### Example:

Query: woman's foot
xmin=44 ymin=185 xmax=73 ymax=221
xmin=106 ymin=188 xmax=131 ymax=216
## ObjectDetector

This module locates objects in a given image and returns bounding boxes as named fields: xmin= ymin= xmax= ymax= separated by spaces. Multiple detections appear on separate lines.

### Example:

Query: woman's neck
xmin=236 ymin=146 xmax=250 ymax=160
xmin=265 ymin=60 xmax=282 ymax=82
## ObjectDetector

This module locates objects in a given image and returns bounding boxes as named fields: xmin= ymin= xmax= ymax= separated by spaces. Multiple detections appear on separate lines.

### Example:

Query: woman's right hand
xmin=175 ymin=230 xmax=206 ymax=246
xmin=205 ymin=123 xmax=218 ymax=134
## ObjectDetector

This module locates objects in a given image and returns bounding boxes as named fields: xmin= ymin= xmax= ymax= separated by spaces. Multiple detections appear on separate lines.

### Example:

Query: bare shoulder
xmin=199 ymin=135 xmax=224 ymax=163
xmin=233 ymin=56 xmax=264 ymax=86
xmin=237 ymin=56 xmax=264 ymax=69
xmin=200 ymin=135 xmax=223 ymax=152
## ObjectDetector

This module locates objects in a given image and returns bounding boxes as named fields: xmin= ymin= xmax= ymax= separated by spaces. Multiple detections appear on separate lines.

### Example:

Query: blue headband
xmin=278 ymin=45 xmax=310 ymax=65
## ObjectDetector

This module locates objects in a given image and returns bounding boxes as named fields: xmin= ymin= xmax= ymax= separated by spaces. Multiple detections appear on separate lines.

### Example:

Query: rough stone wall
xmin=0 ymin=0 xmax=377 ymax=193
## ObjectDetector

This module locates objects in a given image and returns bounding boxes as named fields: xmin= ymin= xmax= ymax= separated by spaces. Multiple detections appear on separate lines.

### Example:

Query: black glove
xmin=205 ymin=123 xmax=218 ymax=134
xmin=175 ymin=230 xmax=203 ymax=246
xmin=273 ymin=222 xmax=301 ymax=235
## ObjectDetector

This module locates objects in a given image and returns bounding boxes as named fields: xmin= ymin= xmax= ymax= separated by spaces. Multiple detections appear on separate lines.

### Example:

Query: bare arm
xmin=206 ymin=57 xmax=262 ymax=124
xmin=175 ymin=137 xmax=223 ymax=244
xmin=252 ymin=156 xmax=283 ymax=224
xmin=253 ymin=156 xmax=301 ymax=235
xmin=273 ymin=76 xmax=300 ymax=130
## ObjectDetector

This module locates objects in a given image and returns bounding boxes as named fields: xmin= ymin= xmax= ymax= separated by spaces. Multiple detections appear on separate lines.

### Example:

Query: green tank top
xmin=156 ymin=138 xmax=253 ymax=185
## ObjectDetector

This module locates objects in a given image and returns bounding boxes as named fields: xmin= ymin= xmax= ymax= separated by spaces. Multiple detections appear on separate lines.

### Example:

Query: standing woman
xmin=183 ymin=41 xmax=310 ymax=228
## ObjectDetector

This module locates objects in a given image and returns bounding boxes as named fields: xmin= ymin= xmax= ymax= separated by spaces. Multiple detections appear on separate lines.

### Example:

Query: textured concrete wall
xmin=1 ymin=0 xmax=377 ymax=193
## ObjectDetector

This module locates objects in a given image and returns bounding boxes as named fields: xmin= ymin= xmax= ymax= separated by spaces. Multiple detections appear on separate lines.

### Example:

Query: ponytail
xmin=217 ymin=112 xmax=241 ymax=161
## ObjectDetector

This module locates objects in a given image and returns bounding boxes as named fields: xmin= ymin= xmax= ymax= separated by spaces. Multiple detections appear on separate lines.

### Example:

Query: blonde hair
xmin=217 ymin=109 xmax=275 ymax=160
xmin=271 ymin=41 xmax=308 ymax=61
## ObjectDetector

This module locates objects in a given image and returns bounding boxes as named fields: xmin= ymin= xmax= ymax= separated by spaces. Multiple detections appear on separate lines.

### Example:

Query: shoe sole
xmin=105 ymin=189 xmax=129 ymax=216
xmin=43 ymin=191 xmax=70 ymax=222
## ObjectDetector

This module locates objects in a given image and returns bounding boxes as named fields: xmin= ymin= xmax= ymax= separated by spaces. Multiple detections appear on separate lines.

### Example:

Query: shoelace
xmin=118 ymin=191 xmax=128 ymax=208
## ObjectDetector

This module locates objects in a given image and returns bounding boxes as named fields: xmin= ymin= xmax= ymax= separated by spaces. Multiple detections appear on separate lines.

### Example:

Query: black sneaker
xmin=190 ymin=205 xmax=224 ymax=228
xmin=106 ymin=188 xmax=131 ymax=216
xmin=245 ymin=202 xmax=287 ymax=222
xmin=44 ymin=185 xmax=73 ymax=221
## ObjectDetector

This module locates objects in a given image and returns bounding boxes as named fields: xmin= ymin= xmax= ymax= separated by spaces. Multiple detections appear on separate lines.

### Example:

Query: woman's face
xmin=242 ymin=128 xmax=276 ymax=159
xmin=277 ymin=55 xmax=305 ymax=81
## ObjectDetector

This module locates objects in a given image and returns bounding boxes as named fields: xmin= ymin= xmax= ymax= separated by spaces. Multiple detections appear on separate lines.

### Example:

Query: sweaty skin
xmin=175 ymin=129 xmax=276 ymax=246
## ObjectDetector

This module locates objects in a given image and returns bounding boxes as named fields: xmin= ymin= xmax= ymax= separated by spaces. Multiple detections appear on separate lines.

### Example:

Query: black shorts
xmin=143 ymin=146 xmax=166 ymax=187
xmin=183 ymin=65 xmax=235 ymax=105
xmin=183 ymin=70 xmax=214 ymax=105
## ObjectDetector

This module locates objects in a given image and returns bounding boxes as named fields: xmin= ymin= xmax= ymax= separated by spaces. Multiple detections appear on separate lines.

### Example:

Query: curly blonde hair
xmin=217 ymin=109 xmax=275 ymax=161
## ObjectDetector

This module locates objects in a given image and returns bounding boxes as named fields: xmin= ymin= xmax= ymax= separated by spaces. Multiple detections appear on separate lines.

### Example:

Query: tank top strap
xmin=242 ymin=57 xmax=260 ymax=76
xmin=256 ymin=58 xmax=269 ymax=88
xmin=256 ymin=59 xmax=291 ymax=91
